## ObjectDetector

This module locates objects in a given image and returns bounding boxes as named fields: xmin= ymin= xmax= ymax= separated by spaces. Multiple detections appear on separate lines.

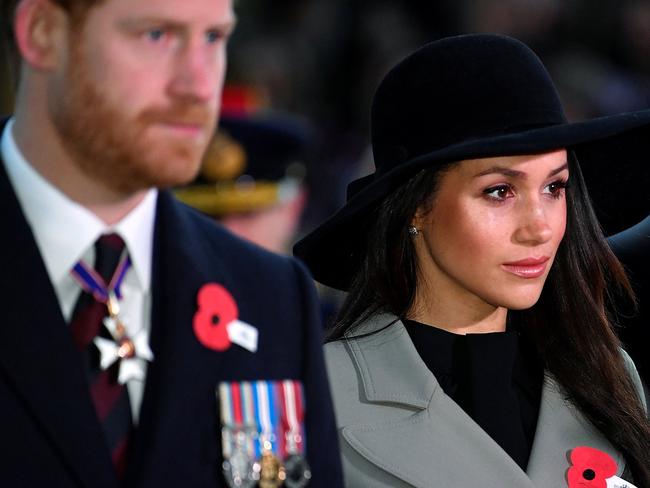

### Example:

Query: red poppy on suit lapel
xmin=193 ymin=283 xmax=238 ymax=351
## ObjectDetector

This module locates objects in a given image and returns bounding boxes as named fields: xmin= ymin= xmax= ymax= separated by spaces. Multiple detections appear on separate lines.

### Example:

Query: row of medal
xmin=219 ymin=380 xmax=312 ymax=488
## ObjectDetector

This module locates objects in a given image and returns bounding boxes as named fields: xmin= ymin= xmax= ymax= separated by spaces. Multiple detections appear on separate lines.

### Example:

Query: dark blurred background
xmin=2 ymin=0 xmax=649 ymax=236
xmin=225 ymin=0 xmax=650 ymax=236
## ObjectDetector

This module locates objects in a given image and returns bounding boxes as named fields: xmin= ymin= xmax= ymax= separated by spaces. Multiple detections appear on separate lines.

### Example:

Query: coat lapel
xmin=342 ymin=316 xmax=535 ymax=487
xmin=0 ymin=154 xmax=118 ymax=488
xmin=526 ymin=376 xmax=625 ymax=486
xmin=125 ymin=192 xmax=229 ymax=487
xmin=342 ymin=399 xmax=536 ymax=488
xmin=343 ymin=315 xmax=624 ymax=488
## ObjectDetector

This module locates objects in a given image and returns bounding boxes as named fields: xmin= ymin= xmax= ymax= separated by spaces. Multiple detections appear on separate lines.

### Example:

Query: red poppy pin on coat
xmin=567 ymin=446 xmax=637 ymax=488
xmin=193 ymin=283 xmax=258 ymax=353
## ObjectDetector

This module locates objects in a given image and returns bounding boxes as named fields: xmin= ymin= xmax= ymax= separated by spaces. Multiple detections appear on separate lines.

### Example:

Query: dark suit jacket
xmin=609 ymin=215 xmax=650 ymax=404
xmin=0 ymin=146 xmax=342 ymax=487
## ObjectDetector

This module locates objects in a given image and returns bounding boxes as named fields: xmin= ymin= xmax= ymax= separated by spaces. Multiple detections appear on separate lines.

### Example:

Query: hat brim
xmin=294 ymin=110 xmax=650 ymax=290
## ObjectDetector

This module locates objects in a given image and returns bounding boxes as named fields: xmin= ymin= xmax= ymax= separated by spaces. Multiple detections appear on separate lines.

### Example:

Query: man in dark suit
xmin=0 ymin=0 xmax=342 ymax=487
xmin=609 ymin=217 xmax=650 ymax=407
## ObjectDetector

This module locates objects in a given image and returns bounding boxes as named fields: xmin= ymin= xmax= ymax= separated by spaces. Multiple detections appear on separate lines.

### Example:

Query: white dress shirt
xmin=1 ymin=118 xmax=157 ymax=423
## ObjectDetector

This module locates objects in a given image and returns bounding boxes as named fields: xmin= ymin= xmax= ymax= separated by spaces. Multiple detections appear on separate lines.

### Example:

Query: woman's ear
xmin=14 ymin=0 xmax=68 ymax=70
xmin=411 ymin=207 xmax=426 ymax=230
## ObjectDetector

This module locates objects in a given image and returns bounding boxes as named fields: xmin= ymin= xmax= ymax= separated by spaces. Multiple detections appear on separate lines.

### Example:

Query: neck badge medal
xmin=71 ymin=250 xmax=153 ymax=383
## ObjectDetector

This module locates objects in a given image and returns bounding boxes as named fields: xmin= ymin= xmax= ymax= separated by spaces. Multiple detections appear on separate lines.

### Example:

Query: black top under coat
xmin=403 ymin=319 xmax=544 ymax=471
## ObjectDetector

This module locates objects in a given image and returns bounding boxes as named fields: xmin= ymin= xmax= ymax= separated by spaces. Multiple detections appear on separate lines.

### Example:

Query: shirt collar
xmin=1 ymin=118 xmax=157 ymax=292
xmin=113 ymin=190 xmax=156 ymax=291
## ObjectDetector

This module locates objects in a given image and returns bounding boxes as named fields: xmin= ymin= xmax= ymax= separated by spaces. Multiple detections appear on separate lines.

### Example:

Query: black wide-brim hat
xmin=294 ymin=34 xmax=650 ymax=291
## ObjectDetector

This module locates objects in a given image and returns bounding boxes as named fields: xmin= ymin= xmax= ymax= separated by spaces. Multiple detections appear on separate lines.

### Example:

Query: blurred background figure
xmin=177 ymin=85 xmax=347 ymax=327
xmin=176 ymin=86 xmax=312 ymax=255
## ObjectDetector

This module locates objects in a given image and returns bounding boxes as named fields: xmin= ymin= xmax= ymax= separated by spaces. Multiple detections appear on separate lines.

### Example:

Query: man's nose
xmin=513 ymin=199 xmax=553 ymax=245
xmin=168 ymin=44 xmax=223 ymax=103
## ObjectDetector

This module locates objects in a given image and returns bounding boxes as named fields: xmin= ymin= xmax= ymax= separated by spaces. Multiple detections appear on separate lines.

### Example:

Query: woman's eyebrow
xmin=474 ymin=167 xmax=524 ymax=178
xmin=548 ymin=162 xmax=569 ymax=177
xmin=474 ymin=161 xmax=569 ymax=179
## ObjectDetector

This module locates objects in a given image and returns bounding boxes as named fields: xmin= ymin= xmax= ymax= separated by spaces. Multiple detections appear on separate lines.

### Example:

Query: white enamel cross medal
xmin=93 ymin=291 xmax=154 ymax=384
xmin=71 ymin=250 xmax=154 ymax=384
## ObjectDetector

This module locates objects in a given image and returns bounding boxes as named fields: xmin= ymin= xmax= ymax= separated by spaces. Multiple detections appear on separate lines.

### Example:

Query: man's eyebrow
xmin=474 ymin=161 xmax=569 ymax=179
xmin=207 ymin=16 xmax=238 ymax=35
xmin=117 ymin=18 xmax=182 ymax=34
xmin=118 ymin=17 xmax=237 ymax=33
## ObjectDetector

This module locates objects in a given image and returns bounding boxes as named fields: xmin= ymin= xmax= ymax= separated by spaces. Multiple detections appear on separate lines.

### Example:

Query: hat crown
xmin=371 ymin=34 xmax=567 ymax=174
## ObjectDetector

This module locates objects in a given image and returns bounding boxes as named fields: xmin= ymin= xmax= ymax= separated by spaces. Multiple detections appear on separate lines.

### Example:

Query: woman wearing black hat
xmin=294 ymin=34 xmax=650 ymax=487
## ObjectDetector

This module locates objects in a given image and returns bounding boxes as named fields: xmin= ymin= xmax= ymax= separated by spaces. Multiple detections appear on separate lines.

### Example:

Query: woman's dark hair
xmin=329 ymin=152 xmax=650 ymax=484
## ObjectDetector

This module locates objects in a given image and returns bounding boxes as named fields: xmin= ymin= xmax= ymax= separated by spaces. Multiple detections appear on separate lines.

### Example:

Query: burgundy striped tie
xmin=70 ymin=234 xmax=133 ymax=479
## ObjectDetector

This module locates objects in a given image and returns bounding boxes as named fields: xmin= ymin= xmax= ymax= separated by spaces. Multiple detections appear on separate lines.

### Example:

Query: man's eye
xmin=145 ymin=29 xmax=167 ymax=42
xmin=205 ymin=30 xmax=223 ymax=44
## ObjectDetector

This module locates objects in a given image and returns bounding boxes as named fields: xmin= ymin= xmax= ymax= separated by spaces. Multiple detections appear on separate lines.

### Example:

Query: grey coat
xmin=325 ymin=314 xmax=646 ymax=488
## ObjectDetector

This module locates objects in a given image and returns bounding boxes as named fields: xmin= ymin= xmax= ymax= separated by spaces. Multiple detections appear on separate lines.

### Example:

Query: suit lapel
xmin=126 ymin=192 xmax=228 ymax=487
xmin=0 ymin=153 xmax=118 ymax=488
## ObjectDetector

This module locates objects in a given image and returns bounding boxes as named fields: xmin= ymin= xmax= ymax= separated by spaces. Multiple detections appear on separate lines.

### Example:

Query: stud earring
xmin=408 ymin=225 xmax=419 ymax=236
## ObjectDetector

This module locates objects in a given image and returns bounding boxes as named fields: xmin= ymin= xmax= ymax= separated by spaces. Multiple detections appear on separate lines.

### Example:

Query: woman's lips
xmin=502 ymin=256 xmax=550 ymax=279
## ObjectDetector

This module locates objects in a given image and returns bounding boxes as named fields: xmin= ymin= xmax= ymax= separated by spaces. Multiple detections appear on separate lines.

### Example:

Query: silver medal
xmin=282 ymin=454 xmax=312 ymax=488
xmin=222 ymin=428 xmax=259 ymax=488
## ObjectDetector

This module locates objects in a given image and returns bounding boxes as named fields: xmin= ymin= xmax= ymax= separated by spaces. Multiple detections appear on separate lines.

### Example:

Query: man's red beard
xmin=49 ymin=46 xmax=217 ymax=196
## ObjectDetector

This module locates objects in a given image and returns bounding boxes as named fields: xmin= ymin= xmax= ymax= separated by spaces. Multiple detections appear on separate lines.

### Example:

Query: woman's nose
xmin=513 ymin=202 xmax=553 ymax=245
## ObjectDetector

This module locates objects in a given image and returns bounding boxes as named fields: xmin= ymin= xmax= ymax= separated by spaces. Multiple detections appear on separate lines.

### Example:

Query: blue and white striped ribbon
xmin=253 ymin=380 xmax=278 ymax=455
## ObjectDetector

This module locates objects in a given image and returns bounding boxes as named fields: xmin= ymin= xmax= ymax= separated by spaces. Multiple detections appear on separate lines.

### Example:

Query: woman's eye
xmin=484 ymin=185 xmax=514 ymax=201
xmin=543 ymin=180 xmax=568 ymax=198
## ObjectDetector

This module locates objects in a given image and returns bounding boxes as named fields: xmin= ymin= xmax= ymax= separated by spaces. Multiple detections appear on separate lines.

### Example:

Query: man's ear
xmin=14 ymin=0 xmax=68 ymax=70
